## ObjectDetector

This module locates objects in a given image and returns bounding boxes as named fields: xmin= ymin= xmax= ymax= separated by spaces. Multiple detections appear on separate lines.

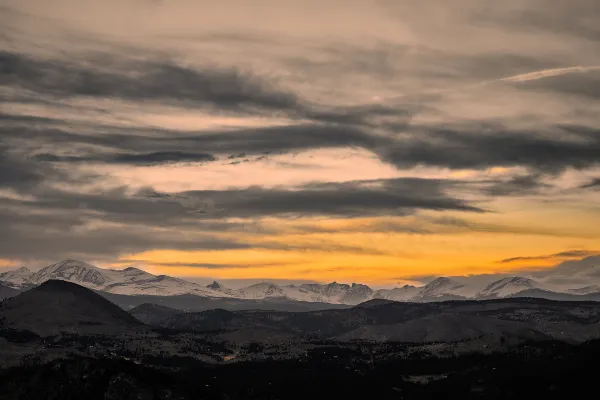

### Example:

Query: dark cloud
xmin=4 ymin=111 xmax=600 ymax=174
xmin=0 ymin=50 xmax=300 ymax=114
xmin=0 ymin=148 xmax=45 ymax=189
xmin=0 ymin=221 xmax=250 ymax=262
xmin=34 ymin=151 xmax=216 ymax=166
xmin=121 ymin=261 xmax=256 ymax=269
xmin=0 ymin=50 xmax=409 ymax=127
xmin=4 ymin=177 xmax=477 ymax=224
xmin=499 ymin=250 xmax=598 ymax=263
xmin=580 ymin=178 xmax=600 ymax=189
xmin=379 ymin=124 xmax=600 ymax=173
xmin=483 ymin=173 xmax=550 ymax=196
xmin=179 ymin=178 xmax=482 ymax=218
xmin=0 ymin=166 xmax=481 ymax=260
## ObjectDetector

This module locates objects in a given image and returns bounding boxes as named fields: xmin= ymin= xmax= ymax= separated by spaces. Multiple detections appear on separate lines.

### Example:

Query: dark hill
xmin=0 ymin=282 xmax=20 ymax=300
xmin=129 ymin=303 xmax=182 ymax=325
xmin=0 ymin=280 xmax=144 ymax=336
xmin=159 ymin=297 xmax=600 ymax=343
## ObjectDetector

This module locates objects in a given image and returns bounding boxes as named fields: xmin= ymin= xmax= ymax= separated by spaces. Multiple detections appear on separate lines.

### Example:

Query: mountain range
xmin=1 ymin=259 xmax=600 ymax=305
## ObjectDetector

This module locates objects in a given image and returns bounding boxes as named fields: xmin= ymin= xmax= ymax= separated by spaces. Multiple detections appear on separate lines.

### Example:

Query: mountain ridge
xmin=2 ymin=259 xmax=600 ymax=305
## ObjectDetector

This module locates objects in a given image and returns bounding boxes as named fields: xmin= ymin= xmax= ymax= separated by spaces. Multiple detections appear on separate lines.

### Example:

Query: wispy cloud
xmin=499 ymin=250 xmax=599 ymax=264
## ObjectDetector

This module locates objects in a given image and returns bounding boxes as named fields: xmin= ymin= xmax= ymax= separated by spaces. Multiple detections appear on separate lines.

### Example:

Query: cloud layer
xmin=1 ymin=0 xmax=599 ymax=282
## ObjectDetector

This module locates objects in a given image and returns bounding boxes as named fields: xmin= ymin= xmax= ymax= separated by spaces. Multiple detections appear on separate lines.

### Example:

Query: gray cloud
xmin=0 ymin=166 xmax=481 ymax=260
xmin=379 ymin=124 xmax=600 ymax=173
xmin=528 ymin=255 xmax=600 ymax=287
xmin=34 ymin=151 xmax=216 ymax=166
xmin=0 ymin=220 xmax=250 ymax=262
xmin=3 ymin=110 xmax=600 ymax=174
xmin=179 ymin=178 xmax=482 ymax=218
xmin=0 ymin=148 xmax=45 ymax=189
xmin=483 ymin=173 xmax=551 ymax=196
xmin=0 ymin=50 xmax=300 ymax=115
xmin=499 ymin=250 xmax=598 ymax=264
xmin=0 ymin=49 xmax=410 ymax=128
xmin=580 ymin=178 xmax=600 ymax=189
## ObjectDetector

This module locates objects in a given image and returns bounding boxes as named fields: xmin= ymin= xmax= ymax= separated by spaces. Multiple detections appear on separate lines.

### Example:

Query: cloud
xmin=34 ymin=151 xmax=216 ymax=166
xmin=499 ymin=250 xmax=599 ymax=263
xmin=178 ymin=178 xmax=482 ymax=218
xmin=528 ymin=255 xmax=600 ymax=286
xmin=0 ymin=49 xmax=410 ymax=128
xmin=499 ymin=66 xmax=600 ymax=83
xmin=0 ymin=172 xmax=481 ymax=261
xmin=4 ymin=108 xmax=600 ymax=175
xmin=0 ymin=148 xmax=45 ymax=189
xmin=0 ymin=50 xmax=301 ymax=115
xmin=483 ymin=173 xmax=551 ymax=196
xmin=580 ymin=178 xmax=600 ymax=189
xmin=378 ymin=124 xmax=600 ymax=173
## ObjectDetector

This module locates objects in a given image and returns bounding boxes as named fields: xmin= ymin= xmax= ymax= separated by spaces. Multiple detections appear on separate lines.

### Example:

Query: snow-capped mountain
xmin=374 ymin=285 xmax=420 ymax=301
xmin=2 ymin=260 xmax=600 ymax=304
xmin=236 ymin=282 xmax=288 ymax=299
xmin=19 ymin=260 xmax=232 ymax=297
xmin=414 ymin=277 xmax=472 ymax=299
xmin=293 ymin=282 xmax=374 ymax=304
xmin=477 ymin=277 xmax=537 ymax=298
xmin=0 ymin=267 xmax=34 ymax=289
xmin=206 ymin=281 xmax=237 ymax=296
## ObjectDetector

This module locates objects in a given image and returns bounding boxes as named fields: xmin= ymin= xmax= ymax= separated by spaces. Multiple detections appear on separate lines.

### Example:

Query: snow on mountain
xmin=206 ymin=281 xmax=238 ymax=296
xmin=567 ymin=285 xmax=600 ymax=295
xmin=237 ymin=282 xmax=287 ymax=299
xmin=374 ymin=285 xmax=420 ymax=301
xmin=232 ymin=281 xmax=374 ymax=304
xmin=292 ymin=282 xmax=374 ymax=304
xmin=3 ymin=260 xmax=598 ymax=303
xmin=26 ymin=260 xmax=232 ymax=297
xmin=415 ymin=277 xmax=470 ymax=299
xmin=0 ymin=267 xmax=34 ymax=289
xmin=477 ymin=277 xmax=537 ymax=298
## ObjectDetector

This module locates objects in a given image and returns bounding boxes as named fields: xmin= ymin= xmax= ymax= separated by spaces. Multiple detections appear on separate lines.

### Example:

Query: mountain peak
xmin=478 ymin=276 xmax=537 ymax=298
xmin=123 ymin=266 xmax=144 ymax=273
xmin=0 ymin=266 xmax=35 ymax=289
xmin=46 ymin=259 xmax=98 ymax=271
xmin=207 ymin=281 xmax=223 ymax=290
xmin=417 ymin=277 xmax=466 ymax=299
xmin=423 ymin=277 xmax=461 ymax=289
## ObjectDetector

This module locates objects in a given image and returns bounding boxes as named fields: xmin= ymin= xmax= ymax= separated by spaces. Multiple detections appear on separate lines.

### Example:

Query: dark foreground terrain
xmin=2 ymin=280 xmax=600 ymax=399
xmin=1 ymin=339 xmax=599 ymax=399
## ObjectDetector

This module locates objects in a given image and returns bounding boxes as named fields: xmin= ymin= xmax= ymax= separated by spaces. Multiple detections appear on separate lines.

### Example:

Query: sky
xmin=1 ymin=0 xmax=599 ymax=286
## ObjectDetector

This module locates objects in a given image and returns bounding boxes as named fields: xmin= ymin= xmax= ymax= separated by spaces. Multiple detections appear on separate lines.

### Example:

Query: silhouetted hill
xmin=129 ymin=303 xmax=182 ymax=325
xmin=157 ymin=297 xmax=600 ymax=343
xmin=0 ymin=280 xmax=144 ymax=336
xmin=353 ymin=298 xmax=397 ymax=308
xmin=0 ymin=282 xmax=20 ymax=300
xmin=337 ymin=313 xmax=550 ymax=342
